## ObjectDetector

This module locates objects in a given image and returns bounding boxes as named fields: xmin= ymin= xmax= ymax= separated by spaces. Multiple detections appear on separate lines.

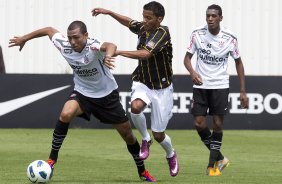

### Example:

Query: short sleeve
xmin=89 ymin=38 xmax=103 ymax=51
xmin=186 ymin=32 xmax=197 ymax=54
xmin=129 ymin=20 xmax=143 ymax=35
xmin=51 ymin=33 xmax=69 ymax=52
xmin=230 ymin=38 xmax=240 ymax=59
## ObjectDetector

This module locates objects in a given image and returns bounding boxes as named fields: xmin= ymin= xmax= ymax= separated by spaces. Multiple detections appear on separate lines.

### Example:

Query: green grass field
xmin=0 ymin=129 xmax=281 ymax=184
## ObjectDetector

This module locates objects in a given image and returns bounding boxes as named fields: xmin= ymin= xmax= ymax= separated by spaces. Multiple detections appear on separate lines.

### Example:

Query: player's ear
xmin=84 ymin=32 xmax=88 ymax=37
xmin=157 ymin=17 xmax=163 ymax=23
xmin=220 ymin=16 xmax=223 ymax=21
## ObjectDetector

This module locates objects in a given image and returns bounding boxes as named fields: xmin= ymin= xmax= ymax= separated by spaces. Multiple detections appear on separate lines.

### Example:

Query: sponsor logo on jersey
xmin=198 ymin=48 xmax=226 ymax=65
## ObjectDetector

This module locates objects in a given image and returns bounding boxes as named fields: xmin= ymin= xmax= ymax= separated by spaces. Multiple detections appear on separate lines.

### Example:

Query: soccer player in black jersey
xmin=92 ymin=1 xmax=179 ymax=177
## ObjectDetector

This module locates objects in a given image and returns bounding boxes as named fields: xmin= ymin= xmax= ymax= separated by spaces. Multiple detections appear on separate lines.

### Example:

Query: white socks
xmin=130 ymin=112 xmax=151 ymax=141
xmin=160 ymin=134 xmax=174 ymax=158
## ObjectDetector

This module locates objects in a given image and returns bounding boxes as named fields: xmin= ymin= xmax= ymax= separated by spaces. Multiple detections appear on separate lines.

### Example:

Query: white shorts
xmin=131 ymin=81 xmax=173 ymax=132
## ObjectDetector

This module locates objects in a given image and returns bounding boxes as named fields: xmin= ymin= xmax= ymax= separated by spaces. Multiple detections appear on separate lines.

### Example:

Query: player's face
xmin=206 ymin=9 xmax=222 ymax=34
xmin=142 ymin=10 xmax=162 ymax=32
xmin=67 ymin=27 xmax=88 ymax=53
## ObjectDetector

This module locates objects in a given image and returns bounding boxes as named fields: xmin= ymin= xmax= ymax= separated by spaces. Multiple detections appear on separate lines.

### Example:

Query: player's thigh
xmin=131 ymin=81 xmax=151 ymax=107
xmin=209 ymin=88 xmax=229 ymax=115
xmin=88 ymin=90 xmax=129 ymax=124
xmin=191 ymin=88 xmax=209 ymax=116
xmin=60 ymin=99 xmax=83 ymax=121
xmin=150 ymin=85 xmax=173 ymax=132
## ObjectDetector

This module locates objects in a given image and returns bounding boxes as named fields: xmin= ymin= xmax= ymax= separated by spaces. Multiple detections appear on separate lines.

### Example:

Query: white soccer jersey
xmin=187 ymin=25 xmax=240 ymax=89
xmin=52 ymin=33 xmax=118 ymax=98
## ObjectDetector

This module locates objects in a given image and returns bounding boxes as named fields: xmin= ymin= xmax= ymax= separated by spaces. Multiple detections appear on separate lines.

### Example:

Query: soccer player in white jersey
xmin=184 ymin=4 xmax=249 ymax=176
xmin=9 ymin=21 xmax=156 ymax=182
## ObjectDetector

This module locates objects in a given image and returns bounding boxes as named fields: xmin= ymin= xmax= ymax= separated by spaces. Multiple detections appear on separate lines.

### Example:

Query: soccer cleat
xmin=47 ymin=159 xmax=56 ymax=179
xmin=206 ymin=167 xmax=221 ymax=176
xmin=166 ymin=151 xmax=179 ymax=177
xmin=47 ymin=159 xmax=56 ymax=169
xmin=216 ymin=157 xmax=230 ymax=172
xmin=139 ymin=170 xmax=156 ymax=182
xmin=139 ymin=139 xmax=152 ymax=160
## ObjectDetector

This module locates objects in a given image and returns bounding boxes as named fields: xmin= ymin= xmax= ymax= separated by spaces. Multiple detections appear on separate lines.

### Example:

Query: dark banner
xmin=0 ymin=74 xmax=281 ymax=129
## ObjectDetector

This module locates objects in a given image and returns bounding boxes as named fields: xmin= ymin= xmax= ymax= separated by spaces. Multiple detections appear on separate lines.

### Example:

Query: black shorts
xmin=69 ymin=90 xmax=128 ymax=124
xmin=191 ymin=88 xmax=229 ymax=116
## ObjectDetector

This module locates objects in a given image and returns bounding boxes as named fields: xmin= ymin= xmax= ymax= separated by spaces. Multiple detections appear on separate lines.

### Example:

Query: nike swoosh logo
xmin=0 ymin=85 xmax=71 ymax=116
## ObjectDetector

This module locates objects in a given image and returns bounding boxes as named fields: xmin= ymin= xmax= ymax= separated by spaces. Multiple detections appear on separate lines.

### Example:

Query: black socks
xmin=127 ymin=140 xmax=145 ymax=175
xmin=49 ymin=120 xmax=70 ymax=162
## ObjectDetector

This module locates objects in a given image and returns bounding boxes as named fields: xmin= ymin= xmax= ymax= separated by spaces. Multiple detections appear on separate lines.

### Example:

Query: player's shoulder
xmin=221 ymin=27 xmax=237 ymax=40
xmin=87 ymin=37 xmax=101 ymax=46
xmin=88 ymin=37 xmax=102 ymax=51
xmin=52 ymin=32 xmax=67 ymax=41
xmin=158 ymin=25 xmax=169 ymax=33
xmin=191 ymin=25 xmax=208 ymax=34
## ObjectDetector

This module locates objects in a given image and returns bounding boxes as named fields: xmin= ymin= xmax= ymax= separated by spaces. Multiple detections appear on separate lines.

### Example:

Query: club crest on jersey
xmin=146 ymin=41 xmax=155 ymax=49
xmin=219 ymin=41 xmax=225 ymax=48
xmin=84 ymin=55 xmax=90 ymax=64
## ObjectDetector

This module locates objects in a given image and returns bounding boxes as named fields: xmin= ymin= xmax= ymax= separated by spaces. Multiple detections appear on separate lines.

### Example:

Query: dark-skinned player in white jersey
xmin=92 ymin=1 xmax=179 ymax=177
xmin=9 ymin=20 xmax=155 ymax=182
xmin=184 ymin=4 xmax=249 ymax=176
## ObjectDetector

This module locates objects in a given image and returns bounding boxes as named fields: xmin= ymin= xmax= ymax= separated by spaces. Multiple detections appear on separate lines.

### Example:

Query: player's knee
xmin=194 ymin=119 xmax=206 ymax=129
xmin=131 ymin=100 xmax=145 ymax=114
xmin=131 ymin=105 xmax=142 ymax=114
xmin=152 ymin=132 xmax=165 ymax=143
xmin=59 ymin=110 xmax=75 ymax=122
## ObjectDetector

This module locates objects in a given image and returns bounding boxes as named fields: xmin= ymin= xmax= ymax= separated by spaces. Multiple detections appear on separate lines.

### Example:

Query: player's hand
xmin=240 ymin=92 xmax=249 ymax=109
xmin=103 ymin=55 xmax=115 ymax=70
xmin=191 ymin=72 xmax=203 ymax=85
xmin=91 ymin=8 xmax=111 ymax=16
xmin=9 ymin=36 xmax=26 ymax=51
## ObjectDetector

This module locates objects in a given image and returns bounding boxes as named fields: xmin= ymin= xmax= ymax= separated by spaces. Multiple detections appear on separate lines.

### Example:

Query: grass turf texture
xmin=0 ymin=129 xmax=281 ymax=184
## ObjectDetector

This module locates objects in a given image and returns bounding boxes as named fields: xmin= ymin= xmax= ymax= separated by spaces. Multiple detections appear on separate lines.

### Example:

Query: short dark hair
xmin=207 ymin=4 xmax=222 ymax=16
xmin=68 ymin=20 xmax=87 ymax=34
xmin=143 ymin=1 xmax=165 ymax=17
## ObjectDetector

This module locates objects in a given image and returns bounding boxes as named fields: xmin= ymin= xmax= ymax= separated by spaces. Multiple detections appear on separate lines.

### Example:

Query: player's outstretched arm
xmin=115 ymin=49 xmax=152 ymax=60
xmin=9 ymin=27 xmax=59 ymax=51
xmin=100 ymin=42 xmax=117 ymax=70
xmin=92 ymin=8 xmax=132 ymax=27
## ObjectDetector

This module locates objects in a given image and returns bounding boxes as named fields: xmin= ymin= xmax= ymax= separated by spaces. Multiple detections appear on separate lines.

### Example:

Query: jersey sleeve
xmin=51 ymin=33 xmax=68 ymax=53
xmin=230 ymin=38 xmax=240 ymax=60
xmin=128 ymin=20 xmax=142 ymax=35
xmin=89 ymin=37 xmax=103 ymax=51
xmin=186 ymin=31 xmax=197 ymax=54
xmin=143 ymin=27 xmax=170 ymax=54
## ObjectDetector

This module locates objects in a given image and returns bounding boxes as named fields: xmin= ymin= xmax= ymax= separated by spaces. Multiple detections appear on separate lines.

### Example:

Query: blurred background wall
xmin=0 ymin=0 xmax=281 ymax=75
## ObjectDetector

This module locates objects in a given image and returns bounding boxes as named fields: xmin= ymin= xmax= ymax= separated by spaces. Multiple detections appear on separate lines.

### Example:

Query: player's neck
xmin=208 ymin=27 xmax=220 ymax=36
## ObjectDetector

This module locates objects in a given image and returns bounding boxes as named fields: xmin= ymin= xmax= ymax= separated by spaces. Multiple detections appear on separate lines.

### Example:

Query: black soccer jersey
xmin=129 ymin=20 xmax=173 ymax=89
